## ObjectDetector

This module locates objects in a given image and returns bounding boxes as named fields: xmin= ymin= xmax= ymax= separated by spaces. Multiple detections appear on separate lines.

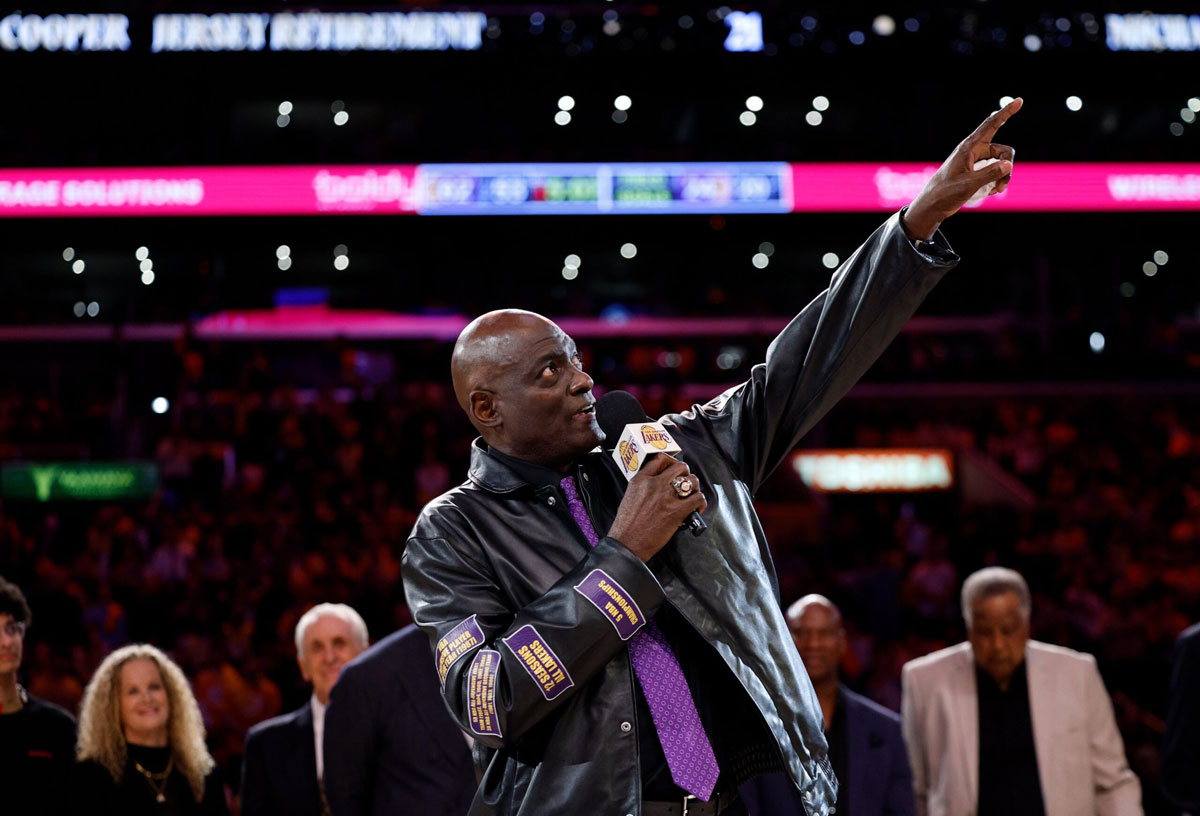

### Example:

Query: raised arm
xmin=679 ymin=100 xmax=1023 ymax=492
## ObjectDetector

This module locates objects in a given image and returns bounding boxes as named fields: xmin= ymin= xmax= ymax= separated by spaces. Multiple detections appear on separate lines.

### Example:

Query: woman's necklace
xmin=134 ymin=754 xmax=174 ymax=804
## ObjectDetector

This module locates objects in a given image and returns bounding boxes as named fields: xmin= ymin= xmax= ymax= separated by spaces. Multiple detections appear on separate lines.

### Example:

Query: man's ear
xmin=470 ymin=390 xmax=502 ymax=428
xmin=297 ymin=654 xmax=311 ymax=684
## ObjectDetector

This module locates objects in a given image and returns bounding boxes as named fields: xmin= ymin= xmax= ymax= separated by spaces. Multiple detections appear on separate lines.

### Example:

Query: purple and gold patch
xmin=437 ymin=615 xmax=484 ymax=687
xmin=574 ymin=569 xmax=645 ymax=640
xmin=466 ymin=649 xmax=502 ymax=737
xmin=502 ymin=624 xmax=574 ymax=701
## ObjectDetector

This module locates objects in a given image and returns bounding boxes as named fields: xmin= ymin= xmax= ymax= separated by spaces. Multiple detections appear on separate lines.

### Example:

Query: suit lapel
xmin=1025 ymin=645 xmax=1057 ymax=813
xmin=951 ymin=646 xmax=980 ymax=811
xmin=842 ymin=691 xmax=870 ymax=816
xmin=293 ymin=703 xmax=320 ymax=804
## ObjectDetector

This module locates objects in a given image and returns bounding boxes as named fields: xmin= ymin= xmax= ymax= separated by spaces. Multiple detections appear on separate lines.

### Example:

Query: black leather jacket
xmin=402 ymin=212 xmax=958 ymax=816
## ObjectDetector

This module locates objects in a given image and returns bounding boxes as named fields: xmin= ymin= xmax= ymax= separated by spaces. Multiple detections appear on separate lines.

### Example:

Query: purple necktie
xmin=560 ymin=475 xmax=721 ymax=801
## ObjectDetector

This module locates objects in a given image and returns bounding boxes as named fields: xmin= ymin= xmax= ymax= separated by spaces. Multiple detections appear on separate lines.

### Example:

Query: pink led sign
xmin=0 ymin=165 xmax=419 ymax=217
xmin=0 ymin=162 xmax=1196 ymax=216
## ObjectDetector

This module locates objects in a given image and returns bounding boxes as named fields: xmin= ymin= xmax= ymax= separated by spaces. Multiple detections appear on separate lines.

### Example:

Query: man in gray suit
xmin=901 ymin=567 xmax=1141 ymax=816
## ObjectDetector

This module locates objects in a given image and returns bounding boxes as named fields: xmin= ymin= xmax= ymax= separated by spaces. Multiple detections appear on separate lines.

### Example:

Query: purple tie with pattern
xmin=560 ymin=474 xmax=721 ymax=801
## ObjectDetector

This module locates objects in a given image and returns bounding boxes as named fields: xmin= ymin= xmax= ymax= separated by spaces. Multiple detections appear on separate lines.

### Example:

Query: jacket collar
xmin=467 ymin=438 xmax=539 ymax=494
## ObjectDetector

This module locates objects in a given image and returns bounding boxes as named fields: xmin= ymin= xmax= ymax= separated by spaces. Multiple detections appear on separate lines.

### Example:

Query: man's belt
xmin=642 ymin=792 xmax=738 ymax=816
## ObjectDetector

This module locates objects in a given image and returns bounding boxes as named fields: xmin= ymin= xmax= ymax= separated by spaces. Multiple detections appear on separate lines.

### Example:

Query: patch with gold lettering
xmin=466 ymin=649 xmax=503 ymax=737
xmin=502 ymin=624 xmax=574 ymax=701
xmin=436 ymin=615 xmax=484 ymax=688
xmin=574 ymin=569 xmax=645 ymax=640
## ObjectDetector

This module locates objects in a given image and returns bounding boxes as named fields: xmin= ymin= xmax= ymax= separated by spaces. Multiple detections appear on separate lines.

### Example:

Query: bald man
xmin=741 ymin=596 xmax=914 ymax=816
xmin=402 ymin=101 xmax=1022 ymax=816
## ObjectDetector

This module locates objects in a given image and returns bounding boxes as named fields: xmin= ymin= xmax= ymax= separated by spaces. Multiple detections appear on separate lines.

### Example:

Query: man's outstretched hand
xmin=903 ymin=97 xmax=1023 ymax=241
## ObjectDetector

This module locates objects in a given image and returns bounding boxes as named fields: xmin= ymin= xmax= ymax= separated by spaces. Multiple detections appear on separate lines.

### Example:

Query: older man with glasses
xmin=0 ymin=574 xmax=77 ymax=816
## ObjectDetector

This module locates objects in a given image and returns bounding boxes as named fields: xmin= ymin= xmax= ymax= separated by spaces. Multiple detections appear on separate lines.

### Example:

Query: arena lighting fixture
xmin=619 ymin=243 xmax=637 ymax=259
xmin=139 ymin=258 xmax=153 ymax=272
xmin=1143 ymin=262 xmax=1158 ymax=277
xmin=277 ymin=114 xmax=290 ymax=128
xmin=151 ymin=397 xmax=169 ymax=414
xmin=557 ymin=95 xmax=575 ymax=112
xmin=612 ymin=110 xmax=628 ymax=124
xmin=72 ymin=301 xmax=85 ymax=317
xmin=564 ymin=253 xmax=581 ymax=269
xmin=1170 ymin=123 xmax=1185 ymax=136
xmin=1154 ymin=250 xmax=1169 ymax=264
xmin=614 ymin=95 xmax=632 ymax=112
xmin=903 ymin=18 xmax=919 ymax=32
xmin=86 ymin=301 xmax=99 ymax=317
xmin=812 ymin=96 xmax=830 ymax=111
xmin=1189 ymin=98 xmax=1200 ymax=112
xmin=333 ymin=111 xmax=349 ymax=126
xmin=141 ymin=270 xmax=155 ymax=285
xmin=278 ymin=101 xmax=293 ymax=116
xmin=1089 ymin=332 xmax=1106 ymax=354
xmin=999 ymin=96 xmax=1015 ymax=107
xmin=822 ymin=252 xmax=839 ymax=269
xmin=758 ymin=241 xmax=775 ymax=256
xmin=872 ymin=15 xmax=896 ymax=36
xmin=751 ymin=252 xmax=769 ymax=268
xmin=62 ymin=247 xmax=74 ymax=261
xmin=739 ymin=111 xmax=757 ymax=126
xmin=561 ymin=266 xmax=578 ymax=280
xmin=806 ymin=111 xmax=823 ymax=126
xmin=135 ymin=246 xmax=149 ymax=261
xmin=72 ymin=259 xmax=85 ymax=274
xmin=276 ymin=245 xmax=290 ymax=259
xmin=1023 ymin=34 xmax=1041 ymax=51
xmin=1066 ymin=96 xmax=1083 ymax=111
xmin=745 ymin=96 xmax=763 ymax=112
xmin=555 ymin=111 xmax=572 ymax=126
xmin=1182 ymin=109 xmax=1196 ymax=124
xmin=1120 ymin=282 xmax=1136 ymax=298
xmin=333 ymin=255 xmax=349 ymax=270
xmin=278 ymin=257 xmax=292 ymax=271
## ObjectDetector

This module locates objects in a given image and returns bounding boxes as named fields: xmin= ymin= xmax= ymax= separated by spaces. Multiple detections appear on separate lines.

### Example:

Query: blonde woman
xmin=72 ymin=644 xmax=228 ymax=815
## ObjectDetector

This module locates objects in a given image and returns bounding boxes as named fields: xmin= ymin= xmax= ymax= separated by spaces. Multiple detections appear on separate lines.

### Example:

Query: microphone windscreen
xmin=596 ymin=390 xmax=650 ymax=448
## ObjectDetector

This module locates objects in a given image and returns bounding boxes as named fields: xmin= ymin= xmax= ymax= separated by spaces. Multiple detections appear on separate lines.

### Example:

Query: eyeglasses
xmin=1 ymin=621 xmax=26 ymax=638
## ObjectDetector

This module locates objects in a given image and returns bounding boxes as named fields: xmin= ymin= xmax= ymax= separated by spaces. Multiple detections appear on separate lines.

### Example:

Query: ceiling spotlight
xmin=1171 ymin=122 xmax=1186 ymax=136
xmin=822 ymin=252 xmax=840 ymax=269
xmin=334 ymin=244 xmax=348 ymax=256
xmin=141 ymin=270 xmax=155 ymax=285
xmin=555 ymin=110 xmax=572 ymax=126
xmin=805 ymin=111 xmax=823 ymax=126
xmin=1065 ymin=96 xmax=1083 ymax=111
xmin=72 ymin=301 xmax=85 ymax=317
xmin=278 ymin=101 xmax=293 ymax=116
xmin=745 ymin=95 xmax=763 ymax=112
xmin=751 ymin=252 xmax=769 ymax=269
xmin=277 ymin=114 xmax=290 ymax=128
xmin=333 ymin=111 xmax=349 ymax=126
xmin=1153 ymin=250 xmax=1168 ymax=265
xmin=614 ymin=95 xmax=632 ymax=111
xmin=278 ymin=257 xmax=292 ymax=271
xmin=333 ymin=255 xmax=349 ymax=271
xmin=1142 ymin=261 xmax=1158 ymax=277
xmin=872 ymin=15 xmax=896 ymax=36
xmin=72 ymin=259 xmax=85 ymax=274
xmin=612 ymin=110 xmax=628 ymax=124
xmin=151 ymin=397 xmax=169 ymax=414
xmin=1189 ymin=98 xmax=1200 ymax=112
xmin=86 ymin=301 xmax=99 ymax=317
xmin=1088 ymin=332 xmax=1105 ymax=354
xmin=1023 ymin=34 xmax=1042 ymax=51
xmin=557 ymin=95 xmax=575 ymax=111
xmin=739 ymin=111 xmax=757 ymax=126
xmin=562 ymin=266 xmax=579 ymax=280
xmin=139 ymin=258 xmax=153 ymax=273
xmin=812 ymin=96 xmax=830 ymax=111
xmin=564 ymin=254 xmax=581 ymax=268
xmin=620 ymin=243 xmax=637 ymax=259
xmin=135 ymin=246 xmax=149 ymax=261
xmin=999 ymin=96 xmax=1015 ymax=107
xmin=276 ymin=245 xmax=290 ymax=259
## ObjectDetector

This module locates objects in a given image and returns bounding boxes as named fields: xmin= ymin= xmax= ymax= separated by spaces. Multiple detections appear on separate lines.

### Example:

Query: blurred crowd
xmin=0 ymin=339 xmax=1196 ymax=813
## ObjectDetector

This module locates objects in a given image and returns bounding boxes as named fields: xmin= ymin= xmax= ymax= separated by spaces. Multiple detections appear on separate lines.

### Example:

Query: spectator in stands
xmin=323 ymin=623 xmax=476 ymax=816
xmin=0 ymin=574 xmax=76 ymax=816
xmin=741 ymin=594 xmax=914 ymax=816
xmin=241 ymin=603 xmax=368 ymax=816
xmin=1163 ymin=621 xmax=1200 ymax=814
xmin=901 ymin=567 xmax=1141 ymax=816
xmin=72 ymin=643 xmax=228 ymax=814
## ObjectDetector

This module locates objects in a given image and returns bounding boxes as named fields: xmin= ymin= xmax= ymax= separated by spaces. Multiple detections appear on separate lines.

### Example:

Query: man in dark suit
xmin=324 ymin=624 xmax=476 ymax=816
xmin=741 ymin=595 xmax=914 ymax=816
xmin=1164 ymin=621 xmax=1200 ymax=815
xmin=242 ymin=603 xmax=369 ymax=816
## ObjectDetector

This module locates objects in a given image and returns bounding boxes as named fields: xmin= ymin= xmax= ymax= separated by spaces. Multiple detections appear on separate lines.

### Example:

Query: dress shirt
xmin=976 ymin=662 xmax=1045 ymax=816
xmin=311 ymin=694 xmax=327 ymax=781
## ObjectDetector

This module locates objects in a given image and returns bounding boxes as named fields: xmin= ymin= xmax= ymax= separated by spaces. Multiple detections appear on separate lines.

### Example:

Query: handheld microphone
xmin=596 ymin=390 xmax=707 ymax=537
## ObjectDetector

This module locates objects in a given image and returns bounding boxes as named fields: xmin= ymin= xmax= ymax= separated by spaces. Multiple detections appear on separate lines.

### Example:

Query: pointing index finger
xmin=970 ymin=97 xmax=1023 ymax=144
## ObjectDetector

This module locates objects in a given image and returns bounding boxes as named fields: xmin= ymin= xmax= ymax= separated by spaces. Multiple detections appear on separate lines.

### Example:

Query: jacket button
xmin=547 ymin=496 xmax=556 ymax=506
xmin=619 ymin=721 xmax=632 ymax=733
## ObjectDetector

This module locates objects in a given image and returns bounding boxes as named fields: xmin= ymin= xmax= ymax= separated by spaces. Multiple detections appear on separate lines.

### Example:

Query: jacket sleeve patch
xmin=573 ymin=569 xmax=645 ymax=640
xmin=437 ymin=614 xmax=484 ymax=687
xmin=466 ymin=649 xmax=503 ymax=737
xmin=502 ymin=624 xmax=575 ymax=700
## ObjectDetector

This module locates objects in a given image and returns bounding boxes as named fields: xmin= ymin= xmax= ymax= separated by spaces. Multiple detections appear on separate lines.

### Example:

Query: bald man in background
xmin=741 ymin=595 xmax=914 ymax=816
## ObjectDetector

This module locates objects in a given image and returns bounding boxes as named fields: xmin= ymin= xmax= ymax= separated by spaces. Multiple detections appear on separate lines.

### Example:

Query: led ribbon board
xmin=0 ymin=163 xmax=1197 ymax=217
xmin=793 ymin=449 xmax=954 ymax=493
xmin=2 ymin=462 xmax=159 ymax=501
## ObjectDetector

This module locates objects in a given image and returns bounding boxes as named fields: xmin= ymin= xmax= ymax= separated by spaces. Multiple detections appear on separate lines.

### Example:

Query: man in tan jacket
xmin=900 ymin=567 xmax=1142 ymax=816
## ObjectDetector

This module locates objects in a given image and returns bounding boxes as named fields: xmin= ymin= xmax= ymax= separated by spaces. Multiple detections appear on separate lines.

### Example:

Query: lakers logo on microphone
xmin=639 ymin=425 xmax=671 ymax=450
xmin=618 ymin=440 xmax=640 ymax=473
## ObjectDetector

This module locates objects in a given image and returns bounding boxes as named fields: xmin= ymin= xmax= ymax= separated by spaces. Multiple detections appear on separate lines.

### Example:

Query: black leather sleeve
xmin=402 ymin=532 xmax=665 ymax=749
xmin=678 ymin=211 xmax=958 ymax=494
